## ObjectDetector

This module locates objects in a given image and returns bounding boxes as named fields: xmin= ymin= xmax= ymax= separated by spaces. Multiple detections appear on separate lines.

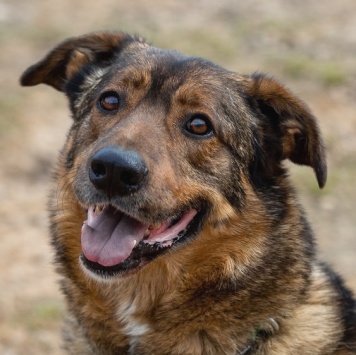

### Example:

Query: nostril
xmin=120 ymin=167 xmax=148 ymax=187
xmin=91 ymin=162 xmax=107 ymax=178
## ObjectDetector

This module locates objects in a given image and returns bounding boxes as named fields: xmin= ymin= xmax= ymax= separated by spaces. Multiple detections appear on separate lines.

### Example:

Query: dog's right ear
xmin=20 ymin=32 xmax=139 ymax=92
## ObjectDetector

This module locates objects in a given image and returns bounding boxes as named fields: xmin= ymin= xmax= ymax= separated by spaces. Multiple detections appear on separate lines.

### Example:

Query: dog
xmin=20 ymin=32 xmax=356 ymax=354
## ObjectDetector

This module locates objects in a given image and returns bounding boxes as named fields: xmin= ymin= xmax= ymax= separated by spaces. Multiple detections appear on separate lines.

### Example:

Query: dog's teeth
xmin=149 ymin=222 xmax=162 ymax=230
xmin=93 ymin=205 xmax=105 ymax=217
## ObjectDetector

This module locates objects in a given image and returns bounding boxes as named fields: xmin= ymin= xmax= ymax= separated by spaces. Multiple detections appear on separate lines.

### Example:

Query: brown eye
xmin=98 ymin=91 xmax=120 ymax=112
xmin=185 ymin=114 xmax=213 ymax=137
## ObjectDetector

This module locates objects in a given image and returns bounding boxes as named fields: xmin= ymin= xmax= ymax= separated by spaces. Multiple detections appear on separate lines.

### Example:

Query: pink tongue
xmin=81 ymin=207 xmax=148 ymax=267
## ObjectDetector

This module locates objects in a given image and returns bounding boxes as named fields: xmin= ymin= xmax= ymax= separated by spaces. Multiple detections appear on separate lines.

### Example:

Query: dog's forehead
xmin=100 ymin=43 xmax=247 ymax=111
xmin=113 ymin=43 xmax=231 ymax=89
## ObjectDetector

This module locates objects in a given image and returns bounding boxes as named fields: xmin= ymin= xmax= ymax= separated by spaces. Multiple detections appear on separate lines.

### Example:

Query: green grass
xmin=12 ymin=300 xmax=63 ymax=331
xmin=316 ymin=63 xmax=346 ymax=85
xmin=0 ymin=97 xmax=22 ymax=142
xmin=276 ymin=55 xmax=347 ymax=86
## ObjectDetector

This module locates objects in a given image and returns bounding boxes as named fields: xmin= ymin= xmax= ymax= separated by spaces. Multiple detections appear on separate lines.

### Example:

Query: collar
xmin=237 ymin=317 xmax=280 ymax=355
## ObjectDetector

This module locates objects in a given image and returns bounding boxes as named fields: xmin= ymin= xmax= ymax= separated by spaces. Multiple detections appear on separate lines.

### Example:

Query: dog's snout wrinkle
xmin=89 ymin=146 xmax=148 ymax=197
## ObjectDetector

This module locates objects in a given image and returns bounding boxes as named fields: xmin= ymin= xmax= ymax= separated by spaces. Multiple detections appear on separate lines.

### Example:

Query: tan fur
xmin=262 ymin=264 xmax=343 ymax=354
xmin=20 ymin=32 xmax=355 ymax=354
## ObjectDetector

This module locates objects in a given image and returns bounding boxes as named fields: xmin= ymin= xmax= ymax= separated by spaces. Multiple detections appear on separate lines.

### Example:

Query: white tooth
xmin=94 ymin=205 xmax=105 ymax=217
xmin=150 ymin=222 xmax=161 ymax=230
xmin=133 ymin=240 xmax=137 ymax=247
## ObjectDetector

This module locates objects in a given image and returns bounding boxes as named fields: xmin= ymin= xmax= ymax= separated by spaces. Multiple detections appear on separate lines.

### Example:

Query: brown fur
xmin=20 ymin=32 xmax=356 ymax=354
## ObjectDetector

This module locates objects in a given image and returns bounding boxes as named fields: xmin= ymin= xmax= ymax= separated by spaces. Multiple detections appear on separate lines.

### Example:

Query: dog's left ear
xmin=244 ymin=73 xmax=327 ymax=188
xmin=20 ymin=32 xmax=138 ymax=92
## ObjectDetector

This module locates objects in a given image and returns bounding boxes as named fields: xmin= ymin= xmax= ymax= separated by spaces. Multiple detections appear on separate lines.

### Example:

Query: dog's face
xmin=21 ymin=32 xmax=326 ymax=279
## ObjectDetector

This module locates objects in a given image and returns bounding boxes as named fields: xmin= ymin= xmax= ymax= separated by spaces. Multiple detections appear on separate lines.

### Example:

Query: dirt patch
xmin=1 ymin=0 xmax=355 ymax=353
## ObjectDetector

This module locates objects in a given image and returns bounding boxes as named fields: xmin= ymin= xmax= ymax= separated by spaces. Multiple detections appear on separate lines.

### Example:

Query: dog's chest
xmin=117 ymin=301 xmax=150 ymax=350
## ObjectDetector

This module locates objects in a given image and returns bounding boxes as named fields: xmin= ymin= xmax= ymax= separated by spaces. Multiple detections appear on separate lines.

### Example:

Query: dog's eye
xmin=98 ymin=91 xmax=120 ymax=112
xmin=185 ymin=114 xmax=213 ymax=137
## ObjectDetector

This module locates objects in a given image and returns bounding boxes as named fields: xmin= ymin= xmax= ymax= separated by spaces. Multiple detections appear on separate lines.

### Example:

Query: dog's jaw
xmin=80 ymin=204 xmax=199 ymax=278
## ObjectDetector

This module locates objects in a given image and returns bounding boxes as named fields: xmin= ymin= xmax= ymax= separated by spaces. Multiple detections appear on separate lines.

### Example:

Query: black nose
xmin=89 ymin=146 xmax=148 ymax=196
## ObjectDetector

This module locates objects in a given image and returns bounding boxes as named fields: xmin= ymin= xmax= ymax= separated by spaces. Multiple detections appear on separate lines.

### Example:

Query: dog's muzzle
xmin=81 ymin=145 xmax=201 ymax=276
xmin=89 ymin=146 xmax=148 ymax=197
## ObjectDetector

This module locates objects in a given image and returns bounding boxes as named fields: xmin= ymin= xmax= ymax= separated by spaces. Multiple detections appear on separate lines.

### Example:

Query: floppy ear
xmin=244 ymin=73 xmax=327 ymax=188
xmin=20 ymin=32 xmax=138 ymax=91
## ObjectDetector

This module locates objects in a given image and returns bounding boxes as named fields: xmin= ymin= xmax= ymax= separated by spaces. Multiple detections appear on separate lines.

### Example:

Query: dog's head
xmin=21 ymin=32 xmax=326 ymax=279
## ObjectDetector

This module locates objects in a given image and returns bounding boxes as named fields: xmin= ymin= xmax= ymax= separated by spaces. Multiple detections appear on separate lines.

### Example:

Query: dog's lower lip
xmin=81 ymin=204 xmax=201 ymax=276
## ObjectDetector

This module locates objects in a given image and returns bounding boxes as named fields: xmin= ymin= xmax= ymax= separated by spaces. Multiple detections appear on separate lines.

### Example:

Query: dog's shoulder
xmin=261 ymin=263 xmax=356 ymax=354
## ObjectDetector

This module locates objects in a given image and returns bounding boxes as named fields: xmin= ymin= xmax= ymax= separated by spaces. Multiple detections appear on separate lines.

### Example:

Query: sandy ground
xmin=0 ymin=0 xmax=355 ymax=353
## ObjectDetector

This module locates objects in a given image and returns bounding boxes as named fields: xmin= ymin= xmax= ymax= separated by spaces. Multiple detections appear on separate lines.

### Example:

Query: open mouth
xmin=80 ymin=204 xmax=201 ymax=277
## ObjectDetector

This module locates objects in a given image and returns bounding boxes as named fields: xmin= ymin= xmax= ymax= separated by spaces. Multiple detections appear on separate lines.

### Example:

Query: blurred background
xmin=0 ymin=0 xmax=355 ymax=353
